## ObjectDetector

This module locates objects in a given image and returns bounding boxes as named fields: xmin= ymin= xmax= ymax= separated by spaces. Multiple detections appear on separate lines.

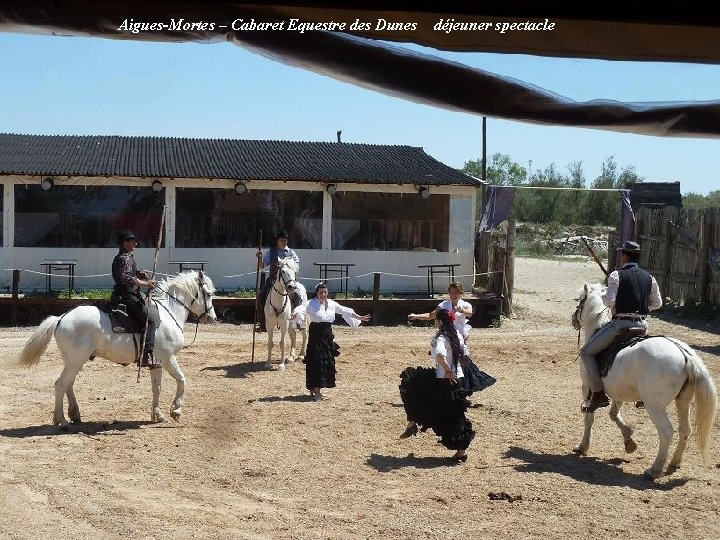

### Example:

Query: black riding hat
xmin=276 ymin=229 xmax=289 ymax=240
xmin=617 ymin=240 xmax=641 ymax=254
xmin=117 ymin=229 xmax=137 ymax=243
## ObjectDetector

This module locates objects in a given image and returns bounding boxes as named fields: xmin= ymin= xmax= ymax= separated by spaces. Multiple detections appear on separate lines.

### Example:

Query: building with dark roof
xmin=0 ymin=133 xmax=481 ymax=293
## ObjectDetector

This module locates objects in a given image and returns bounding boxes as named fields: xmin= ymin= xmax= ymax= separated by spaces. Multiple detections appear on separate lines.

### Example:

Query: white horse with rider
xmin=572 ymin=282 xmax=717 ymax=479
xmin=18 ymin=270 xmax=217 ymax=427
xmin=263 ymin=257 xmax=306 ymax=370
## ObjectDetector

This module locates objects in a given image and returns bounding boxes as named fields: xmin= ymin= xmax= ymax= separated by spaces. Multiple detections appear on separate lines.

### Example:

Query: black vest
xmin=615 ymin=265 xmax=652 ymax=315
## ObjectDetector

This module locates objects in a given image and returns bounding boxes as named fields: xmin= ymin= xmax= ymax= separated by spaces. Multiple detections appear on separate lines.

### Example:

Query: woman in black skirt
xmin=399 ymin=308 xmax=494 ymax=463
xmin=292 ymin=283 xmax=370 ymax=401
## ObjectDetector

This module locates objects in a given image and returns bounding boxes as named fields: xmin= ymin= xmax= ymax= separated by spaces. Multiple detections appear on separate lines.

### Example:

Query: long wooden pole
xmin=579 ymin=235 xmax=609 ymax=278
xmin=137 ymin=205 xmax=166 ymax=383
xmin=251 ymin=230 xmax=262 ymax=364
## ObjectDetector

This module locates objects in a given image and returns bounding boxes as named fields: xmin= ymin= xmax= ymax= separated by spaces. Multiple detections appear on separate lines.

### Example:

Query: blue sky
xmin=0 ymin=31 xmax=717 ymax=195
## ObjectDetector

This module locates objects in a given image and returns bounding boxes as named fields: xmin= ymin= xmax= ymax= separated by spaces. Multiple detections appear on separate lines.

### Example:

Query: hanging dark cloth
xmin=479 ymin=186 xmax=516 ymax=232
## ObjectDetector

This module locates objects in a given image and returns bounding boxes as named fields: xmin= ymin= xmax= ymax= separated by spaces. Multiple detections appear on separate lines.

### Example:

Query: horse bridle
xmin=572 ymin=297 xmax=585 ymax=331
xmin=571 ymin=297 xmax=586 ymax=346
xmin=268 ymin=263 xmax=296 ymax=316
xmin=155 ymin=274 xmax=213 ymax=345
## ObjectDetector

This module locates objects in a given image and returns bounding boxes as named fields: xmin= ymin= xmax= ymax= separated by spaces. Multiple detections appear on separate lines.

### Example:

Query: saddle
xmin=597 ymin=327 xmax=650 ymax=376
xmin=101 ymin=301 xmax=159 ymax=334
xmin=99 ymin=303 xmax=140 ymax=333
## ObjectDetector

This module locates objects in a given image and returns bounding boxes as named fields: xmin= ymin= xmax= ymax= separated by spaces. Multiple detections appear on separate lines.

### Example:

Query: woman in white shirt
xmin=292 ymin=283 xmax=370 ymax=401
xmin=408 ymin=282 xmax=494 ymax=398
xmin=399 ymin=308 xmax=475 ymax=463
xmin=408 ymin=282 xmax=473 ymax=341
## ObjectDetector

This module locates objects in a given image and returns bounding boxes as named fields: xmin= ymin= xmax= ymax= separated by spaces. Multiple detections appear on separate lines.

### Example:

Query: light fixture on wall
xmin=151 ymin=179 xmax=163 ymax=192
xmin=326 ymin=183 xmax=338 ymax=196
xmin=234 ymin=181 xmax=248 ymax=194
xmin=41 ymin=177 xmax=54 ymax=191
xmin=418 ymin=186 xmax=430 ymax=199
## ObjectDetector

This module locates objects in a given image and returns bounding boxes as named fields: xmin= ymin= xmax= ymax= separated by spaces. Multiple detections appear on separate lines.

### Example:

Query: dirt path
xmin=1 ymin=257 xmax=718 ymax=539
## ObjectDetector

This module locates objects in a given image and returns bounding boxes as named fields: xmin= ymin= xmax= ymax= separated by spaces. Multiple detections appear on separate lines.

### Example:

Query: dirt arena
xmin=1 ymin=257 xmax=719 ymax=539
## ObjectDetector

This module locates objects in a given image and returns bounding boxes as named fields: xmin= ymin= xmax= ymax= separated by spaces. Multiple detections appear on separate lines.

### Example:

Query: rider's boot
xmin=581 ymin=390 xmax=610 ymax=413
xmin=138 ymin=350 xmax=161 ymax=369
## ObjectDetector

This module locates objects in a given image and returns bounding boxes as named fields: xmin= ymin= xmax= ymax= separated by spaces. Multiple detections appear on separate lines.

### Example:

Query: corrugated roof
xmin=0 ymin=133 xmax=480 ymax=187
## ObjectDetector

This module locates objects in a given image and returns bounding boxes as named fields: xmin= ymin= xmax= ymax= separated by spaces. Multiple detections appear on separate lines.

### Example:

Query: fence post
xmin=607 ymin=230 xmax=617 ymax=276
xmin=699 ymin=211 xmax=711 ymax=304
xmin=475 ymin=231 xmax=491 ymax=288
xmin=11 ymin=269 xmax=20 ymax=325
xmin=372 ymin=272 xmax=381 ymax=325
xmin=662 ymin=219 xmax=674 ymax=296
xmin=503 ymin=219 xmax=516 ymax=317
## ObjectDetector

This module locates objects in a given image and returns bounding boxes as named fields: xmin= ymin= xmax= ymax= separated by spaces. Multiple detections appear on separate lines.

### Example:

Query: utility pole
xmin=481 ymin=117 xmax=487 ymax=183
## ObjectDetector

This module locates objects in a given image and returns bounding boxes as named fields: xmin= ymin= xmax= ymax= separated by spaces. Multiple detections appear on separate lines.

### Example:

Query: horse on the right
xmin=571 ymin=283 xmax=717 ymax=480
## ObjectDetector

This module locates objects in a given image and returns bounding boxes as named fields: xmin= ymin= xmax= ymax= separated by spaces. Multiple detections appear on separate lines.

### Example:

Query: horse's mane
xmin=153 ymin=270 xmax=216 ymax=298
xmin=581 ymin=282 xmax=610 ymax=326
xmin=279 ymin=257 xmax=299 ymax=274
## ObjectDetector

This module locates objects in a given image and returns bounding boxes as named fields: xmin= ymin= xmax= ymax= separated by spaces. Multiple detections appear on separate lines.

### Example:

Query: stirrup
xmin=581 ymin=392 xmax=609 ymax=413
xmin=138 ymin=351 xmax=161 ymax=369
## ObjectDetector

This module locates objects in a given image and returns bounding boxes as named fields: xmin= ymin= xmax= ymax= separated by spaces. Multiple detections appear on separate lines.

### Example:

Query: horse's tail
xmin=685 ymin=352 xmax=718 ymax=466
xmin=18 ymin=315 xmax=60 ymax=367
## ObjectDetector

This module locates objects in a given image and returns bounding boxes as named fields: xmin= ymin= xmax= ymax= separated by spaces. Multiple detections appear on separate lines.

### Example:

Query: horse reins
xmin=268 ymin=266 xmax=294 ymax=317
xmin=572 ymin=297 xmax=586 ymax=346
xmin=572 ymin=295 xmax=611 ymax=346
xmin=154 ymin=274 xmax=212 ymax=347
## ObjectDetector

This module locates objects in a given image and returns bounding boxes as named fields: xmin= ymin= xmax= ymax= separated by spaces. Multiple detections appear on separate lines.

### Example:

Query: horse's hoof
xmin=643 ymin=468 xmax=661 ymax=480
xmin=70 ymin=418 xmax=82 ymax=424
xmin=666 ymin=463 xmax=681 ymax=474
xmin=624 ymin=439 xmax=638 ymax=453
xmin=170 ymin=410 xmax=182 ymax=422
xmin=572 ymin=445 xmax=587 ymax=455
xmin=277 ymin=364 xmax=286 ymax=371
xmin=152 ymin=409 xmax=168 ymax=423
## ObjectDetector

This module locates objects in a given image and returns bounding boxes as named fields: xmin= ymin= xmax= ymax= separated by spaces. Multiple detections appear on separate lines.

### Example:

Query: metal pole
xmin=481 ymin=116 xmax=487 ymax=183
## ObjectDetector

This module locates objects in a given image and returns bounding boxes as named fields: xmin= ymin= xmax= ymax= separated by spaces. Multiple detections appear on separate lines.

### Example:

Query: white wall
xmin=8 ymin=247 xmax=474 ymax=295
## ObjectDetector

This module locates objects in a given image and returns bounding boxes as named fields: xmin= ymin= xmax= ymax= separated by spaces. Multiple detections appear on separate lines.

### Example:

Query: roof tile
xmin=0 ymin=133 xmax=479 ymax=186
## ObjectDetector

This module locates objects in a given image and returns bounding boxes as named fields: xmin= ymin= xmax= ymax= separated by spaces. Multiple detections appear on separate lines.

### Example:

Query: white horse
xmin=288 ymin=282 xmax=308 ymax=362
xmin=571 ymin=282 xmax=717 ymax=479
xmin=18 ymin=271 xmax=217 ymax=427
xmin=264 ymin=257 xmax=300 ymax=370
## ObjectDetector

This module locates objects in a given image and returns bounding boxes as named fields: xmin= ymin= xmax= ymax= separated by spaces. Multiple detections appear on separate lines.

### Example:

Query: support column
xmin=322 ymin=190 xmax=332 ymax=251
xmin=2 ymin=181 xmax=15 ymax=289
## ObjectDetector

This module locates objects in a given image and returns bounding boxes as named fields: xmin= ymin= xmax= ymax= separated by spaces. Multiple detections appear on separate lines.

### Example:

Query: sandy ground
xmin=1 ymin=256 xmax=718 ymax=540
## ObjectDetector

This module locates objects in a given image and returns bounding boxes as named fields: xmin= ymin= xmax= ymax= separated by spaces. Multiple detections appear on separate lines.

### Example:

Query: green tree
xmin=513 ymin=163 xmax=571 ymax=223
xmin=683 ymin=190 xmax=720 ymax=209
xmin=462 ymin=153 xmax=527 ymax=185
xmin=580 ymin=156 xmax=643 ymax=225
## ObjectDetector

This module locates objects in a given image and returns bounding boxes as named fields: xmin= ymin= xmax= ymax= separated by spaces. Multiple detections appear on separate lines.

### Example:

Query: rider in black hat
xmin=111 ymin=229 xmax=160 ymax=368
xmin=255 ymin=229 xmax=301 ymax=332
xmin=579 ymin=240 xmax=662 ymax=412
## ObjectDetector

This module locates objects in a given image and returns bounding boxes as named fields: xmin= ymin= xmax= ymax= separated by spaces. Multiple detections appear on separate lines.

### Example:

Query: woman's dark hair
xmin=314 ymin=282 xmax=328 ymax=294
xmin=435 ymin=308 xmax=463 ymax=369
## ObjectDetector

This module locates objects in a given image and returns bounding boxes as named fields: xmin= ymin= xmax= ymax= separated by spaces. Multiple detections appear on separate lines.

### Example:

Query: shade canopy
xmin=2 ymin=2 xmax=719 ymax=137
